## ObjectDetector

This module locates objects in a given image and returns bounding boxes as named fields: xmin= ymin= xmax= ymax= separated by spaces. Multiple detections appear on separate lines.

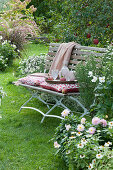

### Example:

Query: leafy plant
xmin=0 ymin=0 xmax=40 ymax=49
xmin=18 ymin=53 xmax=46 ymax=75
xmin=53 ymin=110 xmax=113 ymax=169
xmin=0 ymin=37 xmax=18 ymax=70
xmin=75 ymin=56 xmax=99 ymax=109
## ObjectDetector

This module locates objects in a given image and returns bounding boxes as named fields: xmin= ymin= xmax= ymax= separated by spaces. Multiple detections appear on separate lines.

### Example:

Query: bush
xmin=89 ymin=46 xmax=113 ymax=119
xmin=53 ymin=111 xmax=113 ymax=169
xmin=0 ymin=0 xmax=40 ymax=49
xmin=0 ymin=37 xmax=18 ymax=70
xmin=75 ymin=56 xmax=99 ymax=109
xmin=18 ymin=53 xmax=46 ymax=75
xmin=31 ymin=0 xmax=113 ymax=46
xmin=75 ymin=46 xmax=113 ymax=110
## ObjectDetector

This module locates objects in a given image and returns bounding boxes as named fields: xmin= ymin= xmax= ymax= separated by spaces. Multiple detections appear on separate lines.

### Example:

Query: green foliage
xmin=0 ymin=38 xmax=18 ymax=71
xmin=0 ymin=0 xmax=40 ymax=49
xmin=75 ymin=46 xmax=113 ymax=112
xmin=18 ymin=53 xmax=46 ymax=75
xmin=75 ymin=56 xmax=98 ymax=109
xmin=53 ymin=113 xmax=113 ymax=169
xmin=29 ymin=0 xmax=113 ymax=46
xmin=93 ymin=80 xmax=113 ymax=119
xmin=90 ymin=46 xmax=113 ymax=119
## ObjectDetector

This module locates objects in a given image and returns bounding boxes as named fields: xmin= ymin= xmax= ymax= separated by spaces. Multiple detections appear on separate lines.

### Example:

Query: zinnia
xmin=81 ymin=118 xmax=86 ymax=124
xmin=92 ymin=117 xmax=100 ymax=125
xmin=100 ymin=119 xmax=107 ymax=127
xmin=88 ymin=127 xmax=96 ymax=134
xmin=77 ymin=124 xmax=85 ymax=132
xmin=61 ymin=109 xmax=70 ymax=117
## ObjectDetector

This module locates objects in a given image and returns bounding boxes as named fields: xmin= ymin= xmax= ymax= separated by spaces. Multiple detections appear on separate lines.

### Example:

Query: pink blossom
xmin=77 ymin=124 xmax=85 ymax=132
xmin=88 ymin=127 xmax=96 ymax=134
xmin=92 ymin=117 xmax=100 ymax=125
xmin=100 ymin=119 xmax=107 ymax=127
xmin=81 ymin=118 xmax=86 ymax=124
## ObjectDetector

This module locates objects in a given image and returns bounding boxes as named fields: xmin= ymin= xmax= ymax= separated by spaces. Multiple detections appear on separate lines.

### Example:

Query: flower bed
xmin=53 ymin=110 xmax=113 ymax=169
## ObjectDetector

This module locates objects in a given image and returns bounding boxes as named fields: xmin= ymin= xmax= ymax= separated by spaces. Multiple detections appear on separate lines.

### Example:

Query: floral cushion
xmin=40 ymin=81 xmax=79 ymax=93
xmin=19 ymin=76 xmax=79 ymax=93
xmin=19 ymin=76 xmax=45 ymax=86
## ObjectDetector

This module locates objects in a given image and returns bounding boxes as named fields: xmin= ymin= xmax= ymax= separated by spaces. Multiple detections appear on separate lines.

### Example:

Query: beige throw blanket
xmin=49 ymin=42 xmax=77 ymax=74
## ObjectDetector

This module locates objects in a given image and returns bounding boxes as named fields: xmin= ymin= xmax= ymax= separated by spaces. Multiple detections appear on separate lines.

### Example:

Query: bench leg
xmin=41 ymin=97 xmax=70 ymax=123
xmin=19 ymin=96 xmax=33 ymax=113
xmin=69 ymin=96 xmax=89 ymax=117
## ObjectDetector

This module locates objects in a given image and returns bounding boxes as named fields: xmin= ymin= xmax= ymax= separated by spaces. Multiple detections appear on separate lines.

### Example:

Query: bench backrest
xmin=45 ymin=43 xmax=107 ymax=72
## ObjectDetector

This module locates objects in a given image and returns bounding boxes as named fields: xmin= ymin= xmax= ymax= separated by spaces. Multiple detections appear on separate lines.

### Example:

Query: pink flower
xmin=81 ymin=118 xmax=86 ymax=124
xmin=100 ymin=119 xmax=107 ymax=127
xmin=92 ymin=117 xmax=100 ymax=125
xmin=88 ymin=127 xmax=96 ymax=134
xmin=77 ymin=124 xmax=85 ymax=132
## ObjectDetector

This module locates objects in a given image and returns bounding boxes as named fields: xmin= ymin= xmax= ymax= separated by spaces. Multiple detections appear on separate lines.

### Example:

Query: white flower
xmin=99 ymin=76 xmax=105 ymax=83
xmin=108 ymin=121 xmax=113 ymax=127
xmin=88 ymin=71 xmax=93 ymax=77
xmin=104 ymin=141 xmax=112 ymax=147
xmin=12 ymin=44 xmax=16 ymax=49
xmin=61 ymin=109 xmax=70 ymax=117
xmin=91 ymin=76 xmax=97 ymax=82
xmin=92 ymin=159 xmax=96 ymax=164
xmin=69 ymin=136 xmax=76 ymax=139
xmin=65 ymin=124 xmax=71 ymax=131
xmin=17 ymin=49 xmax=20 ymax=52
xmin=85 ymin=134 xmax=92 ymax=138
xmin=0 ymin=115 xmax=2 ymax=119
xmin=54 ymin=141 xmax=60 ymax=148
xmin=88 ymin=163 xmax=93 ymax=170
xmin=109 ymin=126 xmax=112 ymax=129
xmin=71 ymin=131 xmax=76 ymax=135
xmin=77 ymin=143 xmax=84 ymax=148
xmin=77 ymin=124 xmax=85 ymax=131
xmin=76 ymin=132 xmax=83 ymax=136
xmin=81 ymin=138 xmax=87 ymax=145
xmin=81 ymin=118 xmax=86 ymax=124
xmin=66 ymin=150 xmax=70 ymax=154
xmin=0 ymin=36 xmax=3 ymax=40
xmin=99 ymin=145 xmax=104 ymax=150
xmin=96 ymin=154 xmax=103 ymax=159
xmin=80 ymin=155 xmax=85 ymax=158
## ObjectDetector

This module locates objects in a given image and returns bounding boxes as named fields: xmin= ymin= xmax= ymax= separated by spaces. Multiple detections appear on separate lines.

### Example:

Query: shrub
xmin=75 ymin=46 xmax=113 ymax=110
xmin=75 ymin=56 xmax=99 ymax=109
xmin=0 ymin=37 xmax=18 ymax=70
xmin=88 ymin=46 xmax=113 ymax=119
xmin=53 ymin=111 xmax=113 ymax=169
xmin=0 ymin=0 xmax=40 ymax=49
xmin=18 ymin=53 xmax=46 ymax=75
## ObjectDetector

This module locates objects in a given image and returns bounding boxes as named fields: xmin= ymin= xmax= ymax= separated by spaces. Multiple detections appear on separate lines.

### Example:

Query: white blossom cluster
xmin=19 ymin=54 xmax=46 ymax=75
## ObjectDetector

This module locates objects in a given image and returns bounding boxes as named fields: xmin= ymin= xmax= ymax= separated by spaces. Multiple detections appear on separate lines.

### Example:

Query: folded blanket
xmin=49 ymin=42 xmax=78 ymax=74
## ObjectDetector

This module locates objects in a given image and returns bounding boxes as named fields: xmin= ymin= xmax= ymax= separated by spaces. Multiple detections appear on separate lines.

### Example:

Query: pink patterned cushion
xmin=19 ymin=76 xmax=79 ymax=93
xmin=40 ymin=81 xmax=79 ymax=93
xmin=19 ymin=76 xmax=45 ymax=86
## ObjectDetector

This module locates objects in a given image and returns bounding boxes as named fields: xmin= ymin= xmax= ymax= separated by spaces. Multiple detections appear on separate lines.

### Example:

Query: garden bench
xmin=15 ymin=43 xmax=107 ymax=123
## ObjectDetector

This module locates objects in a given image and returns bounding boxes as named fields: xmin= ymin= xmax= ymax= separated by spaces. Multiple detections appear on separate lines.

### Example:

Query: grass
xmin=0 ymin=43 xmax=67 ymax=170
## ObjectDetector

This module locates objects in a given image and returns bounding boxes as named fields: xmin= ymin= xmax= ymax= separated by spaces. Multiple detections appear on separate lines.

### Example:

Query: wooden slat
xmin=69 ymin=60 xmax=81 ymax=65
xmin=49 ymin=47 xmax=58 ymax=52
xmin=46 ymin=56 xmax=54 ymax=61
xmin=48 ymin=52 xmax=56 ymax=56
xmin=72 ymin=50 xmax=104 ymax=57
xmin=46 ymin=61 xmax=52 ymax=66
xmin=71 ymin=55 xmax=86 ymax=60
xmin=75 ymin=45 xmax=107 ymax=52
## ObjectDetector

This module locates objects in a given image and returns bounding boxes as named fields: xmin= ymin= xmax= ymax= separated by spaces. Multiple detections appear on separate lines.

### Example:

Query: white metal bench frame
xmin=18 ymin=43 xmax=107 ymax=123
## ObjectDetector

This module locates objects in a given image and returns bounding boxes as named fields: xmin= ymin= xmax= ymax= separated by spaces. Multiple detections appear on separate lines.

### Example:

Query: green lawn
xmin=0 ymin=43 xmax=67 ymax=170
